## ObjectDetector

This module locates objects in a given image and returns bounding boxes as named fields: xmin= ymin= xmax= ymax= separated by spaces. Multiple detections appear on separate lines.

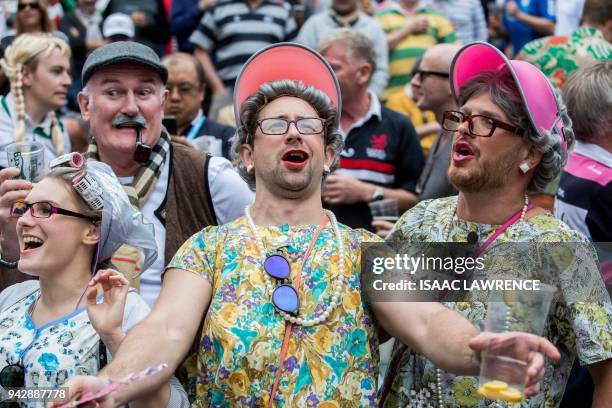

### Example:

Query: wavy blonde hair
xmin=0 ymin=33 xmax=71 ymax=156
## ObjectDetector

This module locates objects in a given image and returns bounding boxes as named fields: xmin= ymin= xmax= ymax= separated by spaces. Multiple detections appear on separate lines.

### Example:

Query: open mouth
xmin=453 ymin=140 xmax=475 ymax=162
xmin=22 ymin=236 xmax=44 ymax=252
xmin=282 ymin=149 xmax=309 ymax=165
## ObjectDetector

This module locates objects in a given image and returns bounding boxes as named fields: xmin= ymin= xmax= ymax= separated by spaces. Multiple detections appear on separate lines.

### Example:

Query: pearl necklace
xmin=443 ymin=194 xmax=529 ymax=243
xmin=244 ymin=206 xmax=345 ymax=327
xmin=437 ymin=194 xmax=529 ymax=407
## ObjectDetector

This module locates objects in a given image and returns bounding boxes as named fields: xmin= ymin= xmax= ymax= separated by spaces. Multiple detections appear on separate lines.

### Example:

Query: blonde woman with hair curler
xmin=0 ymin=33 xmax=72 ymax=170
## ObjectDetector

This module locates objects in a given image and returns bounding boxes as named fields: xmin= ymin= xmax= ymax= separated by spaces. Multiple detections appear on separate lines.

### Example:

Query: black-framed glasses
xmin=413 ymin=69 xmax=449 ymax=80
xmin=442 ymin=110 xmax=524 ymax=137
xmin=18 ymin=2 xmax=40 ymax=11
xmin=257 ymin=118 xmax=326 ymax=135
xmin=10 ymin=201 xmax=98 ymax=221
xmin=0 ymin=361 xmax=25 ymax=388
xmin=264 ymin=253 xmax=299 ymax=314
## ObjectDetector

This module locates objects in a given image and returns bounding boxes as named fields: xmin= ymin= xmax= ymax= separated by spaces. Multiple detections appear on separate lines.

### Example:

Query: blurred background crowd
xmin=0 ymin=0 xmax=609 ymax=406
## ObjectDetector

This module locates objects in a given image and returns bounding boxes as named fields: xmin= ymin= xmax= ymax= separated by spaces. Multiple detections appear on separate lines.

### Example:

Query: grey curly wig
xmin=458 ymin=68 xmax=575 ymax=193
xmin=231 ymin=79 xmax=344 ymax=189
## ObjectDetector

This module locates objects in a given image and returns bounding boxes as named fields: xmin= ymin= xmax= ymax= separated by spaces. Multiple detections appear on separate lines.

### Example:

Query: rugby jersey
xmin=326 ymin=93 xmax=425 ymax=231
xmin=189 ymin=0 xmax=298 ymax=88
xmin=556 ymin=141 xmax=611 ymax=242
xmin=374 ymin=5 xmax=457 ymax=101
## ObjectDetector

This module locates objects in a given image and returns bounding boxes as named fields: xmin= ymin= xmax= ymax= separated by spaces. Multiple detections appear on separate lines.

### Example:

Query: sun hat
xmin=233 ymin=42 xmax=341 ymax=126
xmin=450 ymin=41 xmax=567 ymax=153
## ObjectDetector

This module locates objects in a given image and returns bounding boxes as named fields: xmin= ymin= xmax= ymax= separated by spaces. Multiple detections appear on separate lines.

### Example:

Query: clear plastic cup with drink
xmin=5 ymin=141 xmax=45 ymax=181
xmin=368 ymin=198 xmax=399 ymax=223
xmin=478 ymin=282 xmax=556 ymax=403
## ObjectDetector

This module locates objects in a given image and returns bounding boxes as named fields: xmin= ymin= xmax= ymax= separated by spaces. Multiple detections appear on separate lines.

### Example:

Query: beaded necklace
xmin=245 ymin=206 xmax=345 ymax=327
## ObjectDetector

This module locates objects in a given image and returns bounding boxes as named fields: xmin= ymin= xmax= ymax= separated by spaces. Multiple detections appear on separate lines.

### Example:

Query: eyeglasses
xmin=442 ymin=110 xmax=524 ymax=137
xmin=167 ymin=83 xmax=199 ymax=97
xmin=412 ymin=69 xmax=449 ymax=80
xmin=10 ymin=201 xmax=98 ymax=221
xmin=18 ymin=2 xmax=40 ymax=11
xmin=264 ymin=253 xmax=299 ymax=314
xmin=0 ymin=361 xmax=25 ymax=389
xmin=257 ymin=118 xmax=326 ymax=135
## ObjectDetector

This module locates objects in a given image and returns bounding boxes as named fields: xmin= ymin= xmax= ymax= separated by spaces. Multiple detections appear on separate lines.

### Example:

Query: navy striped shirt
xmin=189 ymin=0 xmax=298 ymax=87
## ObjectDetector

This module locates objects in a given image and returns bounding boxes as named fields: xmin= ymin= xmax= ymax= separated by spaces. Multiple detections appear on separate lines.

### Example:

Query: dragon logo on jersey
xmin=367 ymin=133 xmax=387 ymax=160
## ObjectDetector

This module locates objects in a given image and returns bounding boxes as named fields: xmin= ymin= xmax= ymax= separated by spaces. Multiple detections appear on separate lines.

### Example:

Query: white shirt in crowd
xmin=555 ymin=0 xmax=585 ymax=35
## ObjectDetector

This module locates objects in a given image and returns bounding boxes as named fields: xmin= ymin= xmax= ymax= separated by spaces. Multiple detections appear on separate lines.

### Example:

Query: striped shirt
xmin=189 ymin=0 xmax=298 ymax=87
xmin=374 ymin=5 xmax=457 ymax=101
xmin=420 ymin=0 xmax=488 ymax=43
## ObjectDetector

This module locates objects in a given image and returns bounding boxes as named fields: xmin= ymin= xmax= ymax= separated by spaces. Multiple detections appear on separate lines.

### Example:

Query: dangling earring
xmin=519 ymin=162 xmax=530 ymax=174
xmin=247 ymin=164 xmax=254 ymax=174
xmin=323 ymin=165 xmax=331 ymax=175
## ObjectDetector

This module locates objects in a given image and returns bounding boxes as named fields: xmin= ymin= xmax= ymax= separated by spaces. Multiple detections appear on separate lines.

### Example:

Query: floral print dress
xmin=381 ymin=197 xmax=612 ymax=408
xmin=169 ymin=217 xmax=381 ymax=407
xmin=0 ymin=281 xmax=152 ymax=406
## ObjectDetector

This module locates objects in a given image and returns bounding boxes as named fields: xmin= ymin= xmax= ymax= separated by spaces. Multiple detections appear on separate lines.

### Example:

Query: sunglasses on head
xmin=18 ymin=2 xmax=40 ymax=11
xmin=264 ymin=253 xmax=299 ymax=314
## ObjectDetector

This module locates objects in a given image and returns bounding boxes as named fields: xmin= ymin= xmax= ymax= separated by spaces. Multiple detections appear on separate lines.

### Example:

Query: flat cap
xmin=82 ymin=41 xmax=168 ymax=85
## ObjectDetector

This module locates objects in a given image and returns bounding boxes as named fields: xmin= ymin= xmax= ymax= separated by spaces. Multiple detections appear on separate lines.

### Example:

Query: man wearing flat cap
xmin=78 ymin=41 xmax=253 ymax=307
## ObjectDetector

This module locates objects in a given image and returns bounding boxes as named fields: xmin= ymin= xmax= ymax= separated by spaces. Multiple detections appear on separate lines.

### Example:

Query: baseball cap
xmin=103 ymin=13 xmax=135 ymax=39
xmin=82 ymin=41 xmax=168 ymax=85
xmin=450 ymin=42 xmax=567 ymax=153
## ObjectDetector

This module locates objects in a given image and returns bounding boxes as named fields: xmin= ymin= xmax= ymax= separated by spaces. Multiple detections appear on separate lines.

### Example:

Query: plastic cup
xmin=368 ymin=198 xmax=399 ymax=223
xmin=478 ymin=283 xmax=556 ymax=403
xmin=5 ymin=142 xmax=45 ymax=181
xmin=192 ymin=136 xmax=223 ymax=157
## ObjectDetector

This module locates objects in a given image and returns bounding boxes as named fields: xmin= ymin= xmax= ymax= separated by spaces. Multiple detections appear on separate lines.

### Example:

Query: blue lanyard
xmin=186 ymin=115 xmax=207 ymax=141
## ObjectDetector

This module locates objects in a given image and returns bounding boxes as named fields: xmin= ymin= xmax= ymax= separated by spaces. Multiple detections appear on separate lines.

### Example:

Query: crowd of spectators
xmin=0 ymin=0 xmax=609 ymax=406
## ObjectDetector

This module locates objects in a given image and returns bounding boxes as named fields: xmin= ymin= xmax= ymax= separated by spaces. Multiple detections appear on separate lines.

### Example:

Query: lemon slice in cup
xmin=478 ymin=381 xmax=524 ymax=403
xmin=483 ymin=380 xmax=508 ymax=391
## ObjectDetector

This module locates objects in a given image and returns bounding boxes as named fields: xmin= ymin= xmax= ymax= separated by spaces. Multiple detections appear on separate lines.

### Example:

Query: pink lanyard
xmin=473 ymin=203 xmax=534 ymax=258
xmin=437 ymin=203 xmax=534 ymax=301
xmin=268 ymin=215 xmax=329 ymax=407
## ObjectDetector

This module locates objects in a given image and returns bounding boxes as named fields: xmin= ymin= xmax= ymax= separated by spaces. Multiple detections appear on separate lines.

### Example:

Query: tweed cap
xmin=82 ymin=41 xmax=168 ymax=85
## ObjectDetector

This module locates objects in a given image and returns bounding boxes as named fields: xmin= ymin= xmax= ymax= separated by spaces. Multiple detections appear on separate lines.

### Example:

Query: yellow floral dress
xmin=381 ymin=197 xmax=612 ymax=408
xmin=169 ymin=217 xmax=381 ymax=407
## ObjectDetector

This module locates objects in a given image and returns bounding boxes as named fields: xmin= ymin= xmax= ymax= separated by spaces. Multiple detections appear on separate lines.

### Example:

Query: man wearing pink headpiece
xmin=380 ymin=41 xmax=612 ymax=407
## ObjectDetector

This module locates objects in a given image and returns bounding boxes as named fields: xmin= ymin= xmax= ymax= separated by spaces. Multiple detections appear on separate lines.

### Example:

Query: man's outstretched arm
xmin=371 ymin=301 xmax=560 ymax=395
